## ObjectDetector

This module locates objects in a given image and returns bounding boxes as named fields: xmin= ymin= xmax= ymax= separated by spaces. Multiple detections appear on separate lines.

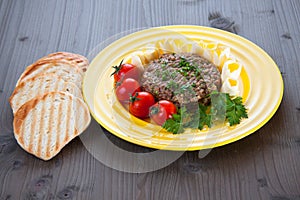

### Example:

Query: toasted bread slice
xmin=17 ymin=60 xmax=83 ymax=88
xmin=13 ymin=91 xmax=91 ymax=161
xmin=10 ymin=74 xmax=83 ymax=114
xmin=37 ymin=52 xmax=89 ymax=73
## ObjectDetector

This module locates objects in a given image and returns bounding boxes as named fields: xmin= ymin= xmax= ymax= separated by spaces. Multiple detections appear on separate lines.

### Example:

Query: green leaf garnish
xmin=162 ymin=92 xmax=248 ymax=134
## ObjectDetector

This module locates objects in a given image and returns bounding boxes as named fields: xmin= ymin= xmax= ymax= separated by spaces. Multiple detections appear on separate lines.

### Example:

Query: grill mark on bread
xmin=44 ymin=93 xmax=54 ymax=158
xmin=54 ymin=96 xmax=63 ymax=153
xmin=68 ymin=94 xmax=75 ymax=141
xmin=74 ymin=101 xmax=79 ymax=138
xmin=14 ymin=101 xmax=32 ymax=143
xmin=37 ymin=75 xmax=46 ymax=98
xmin=40 ymin=71 xmax=81 ymax=89
xmin=19 ymin=112 xmax=25 ymax=146
xmin=36 ymin=94 xmax=47 ymax=156
xmin=28 ymin=98 xmax=39 ymax=152
xmin=14 ymin=104 xmax=26 ymax=137
xmin=53 ymin=76 xmax=59 ymax=92
xmin=74 ymin=98 xmax=79 ymax=132
xmin=21 ymin=62 xmax=55 ymax=81
xmin=51 ymin=83 xmax=60 ymax=154
xmin=64 ymin=95 xmax=71 ymax=143
xmin=77 ymin=100 xmax=89 ymax=133
xmin=74 ymin=98 xmax=80 ymax=132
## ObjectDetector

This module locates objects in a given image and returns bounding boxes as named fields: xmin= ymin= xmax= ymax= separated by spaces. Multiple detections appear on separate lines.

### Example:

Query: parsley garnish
xmin=162 ymin=73 xmax=168 ymax=81
xmin=170 ymin=71 xmax=177 ymax=79
xmin=198 ymin=104 xmax=212 ymax=130
xmin=162 ymin=92 xmax=248 ymax=134
xmin=161 ymin=62 xmax=168 ymax=70
xmin=178 ymin=57 xmax=200 ymax=76
xmin=166 ymin=80 xmax=179 ymax=90
xmin=162 ymin=108 xmax=187 ymax=134
xmin=174 ymin=84 xmax=194 ymax=95
xmin=225 ymin=94 xmax=248 ymax=126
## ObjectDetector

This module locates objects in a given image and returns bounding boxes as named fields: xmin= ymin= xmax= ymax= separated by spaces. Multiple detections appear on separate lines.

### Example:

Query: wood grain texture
xmin=0 ymin=0 xmax=299 ymax=199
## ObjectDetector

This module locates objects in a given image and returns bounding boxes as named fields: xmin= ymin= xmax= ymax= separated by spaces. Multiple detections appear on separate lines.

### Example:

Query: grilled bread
xmin=37 ymin=52 xmax=89 ymax=73
xmin=13 ymin=91 xmax=91 ymax=161
xmin=10 ymin=74 xmax=83 ymax=114
xmin=16 ymin=60 xmax=83 ymax=88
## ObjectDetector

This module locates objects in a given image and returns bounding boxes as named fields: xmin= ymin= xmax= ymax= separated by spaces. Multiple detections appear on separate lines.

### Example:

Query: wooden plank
xmin=0 ymin=0 xmax=299 ymax=199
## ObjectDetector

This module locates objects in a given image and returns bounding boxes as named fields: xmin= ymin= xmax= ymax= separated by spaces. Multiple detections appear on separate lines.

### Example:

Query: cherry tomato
xmin=149 ymin=100 xmax=177 ymax=126
xmin=115 ymin=78 xmax=141 ymax=102
xmin=129 ymin=92 xmax=155 ymax=119
xmin=157 ymin=100 xmax=177 ymax=119
xmin=111 ymin=60 xmax=140 ymax=82
xmin=149 ymin=104 xmax=168 ymax=126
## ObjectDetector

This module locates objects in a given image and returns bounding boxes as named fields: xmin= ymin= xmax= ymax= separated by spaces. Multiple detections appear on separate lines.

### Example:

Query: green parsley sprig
xmin=162 ymin=92 xmax=248 ymax=134
xmin=162 ymin=108 xmax=186 ymax=134
xmin=225 ymin=94 xmax=248 ymax=126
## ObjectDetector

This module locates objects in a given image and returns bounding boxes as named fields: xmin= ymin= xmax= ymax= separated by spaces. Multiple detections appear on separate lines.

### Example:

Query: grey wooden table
xmin=0 ymin=0 xmax=299 ymax=199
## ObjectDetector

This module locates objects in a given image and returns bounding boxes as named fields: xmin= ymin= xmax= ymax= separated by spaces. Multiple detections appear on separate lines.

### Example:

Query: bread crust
xmin=16 ymin=60 xmax=83 ymax=87
xmin=37 ymin=52 xmax=89 ymax=72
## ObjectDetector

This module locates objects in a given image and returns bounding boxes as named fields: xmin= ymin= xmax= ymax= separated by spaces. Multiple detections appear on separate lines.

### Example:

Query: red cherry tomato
xmin=149 ymin=104 xmax=168 ymax=126
xmin=157 ymin=100 xmax=177 ymax=119
xmin=111 ymin=60 xmax=140 ymax=82
xmin=149 ymin=100 xmax=177 ymax=125
xmin=115 ymin=78 xmax=141 ymax=102
xmin=129 ymin=92 xmax=155 ymax=119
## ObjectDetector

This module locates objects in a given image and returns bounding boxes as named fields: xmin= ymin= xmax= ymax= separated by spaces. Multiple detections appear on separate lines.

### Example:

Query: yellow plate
xmin=82 ymin=25 xmax=284 ymax=151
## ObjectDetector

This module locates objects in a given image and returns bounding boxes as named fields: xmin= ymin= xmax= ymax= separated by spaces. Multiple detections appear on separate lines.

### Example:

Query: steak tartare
xmin=141 ymin=53 xmax=222 ymax=106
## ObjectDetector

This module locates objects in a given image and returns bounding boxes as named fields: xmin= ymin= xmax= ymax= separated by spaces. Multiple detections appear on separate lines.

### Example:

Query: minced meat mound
xmin=141 ymin=53 xmax=222 ymax=106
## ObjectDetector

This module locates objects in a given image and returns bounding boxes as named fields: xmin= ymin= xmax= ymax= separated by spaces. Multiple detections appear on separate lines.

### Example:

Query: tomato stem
xmin=129 ymin=92 xmax=141 ymax=103
xmin=110 ymin=59 xmax=124 ymax=76
xmin=150 ymin=105 xmax=159 ymax=116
